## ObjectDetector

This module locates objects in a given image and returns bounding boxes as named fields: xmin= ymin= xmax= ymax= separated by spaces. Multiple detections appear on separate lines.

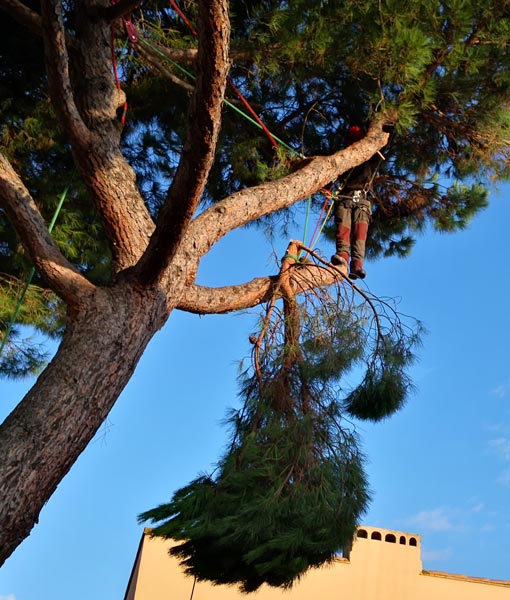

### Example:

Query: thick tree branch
xmin=135 ymin=0 xmax=230 ymax=284
xmin=145 ymin=41 xmax=252 ymax=66
xmin=159 ymin=121 xmax=387 ymax=311
xmin=183 ymin=120 xmax=389 ymax=262
xmin=0 ymin=0 xmax=77 ymax=48
xmin=88 ymin=0 xmax=141 ymax=21
xmin=143 ymin=44 xmax=199 ymax=66
xmin=40 ymin=0 xmax=92 ymax=151
xmin=177 ymin=260 xmax=345 ymax=314
xmin=137 ymin=43 xmax=194 ymax=93
xmin=168 ymin=123 xmax=386 ymax=314
xmin=0 ymin=154 xmax=96 ymax=305
xmin=178 ymin=277 xmax=277 ymax=314
xmin=0 ymin=0 xmax=43 ymax=36
xmin=41 ymin=0 xmax=155 ymax=270
xmin=138 ymin=39 xmax=253 ymax=105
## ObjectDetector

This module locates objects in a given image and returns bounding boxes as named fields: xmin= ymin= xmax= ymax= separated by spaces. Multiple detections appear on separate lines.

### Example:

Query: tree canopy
xmin=0 ymin=0 xmax=509 ymax=588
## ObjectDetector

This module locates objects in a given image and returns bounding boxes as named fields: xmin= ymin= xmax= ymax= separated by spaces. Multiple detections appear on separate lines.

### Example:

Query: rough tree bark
xmin=0 ymin=0 xmax=389 ymax=566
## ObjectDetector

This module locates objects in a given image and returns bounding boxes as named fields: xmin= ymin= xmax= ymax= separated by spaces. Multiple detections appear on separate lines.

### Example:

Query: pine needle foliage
xmin=0 ymin=274 xmax=63 ymax=376
xmin=0 ymin=326 xmax=48 ymax=379
xmin=344 ymin=332 xmax=419 ymax=422
xmin=140 ymin=407 xmax=367 ymax=592
xmin=140 ymin=248 xmax=422 ymax=591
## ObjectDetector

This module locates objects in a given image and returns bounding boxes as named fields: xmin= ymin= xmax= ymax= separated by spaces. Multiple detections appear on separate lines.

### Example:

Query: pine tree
xmin=0 ymin=0 xmax=508 ymax=577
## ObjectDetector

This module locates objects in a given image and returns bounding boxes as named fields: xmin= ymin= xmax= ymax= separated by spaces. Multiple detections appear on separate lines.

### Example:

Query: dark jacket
xmin=343 ymin=155 xmax=380 ymax=193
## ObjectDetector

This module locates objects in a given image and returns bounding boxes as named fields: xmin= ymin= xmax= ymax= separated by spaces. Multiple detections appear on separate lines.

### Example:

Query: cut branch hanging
xmin=140 ymin=242 xmax=422 ymax=592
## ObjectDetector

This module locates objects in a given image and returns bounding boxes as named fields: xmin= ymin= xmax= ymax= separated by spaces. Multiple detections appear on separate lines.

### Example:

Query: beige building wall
xmin=124 ymin=526 xmax=510 ymax=600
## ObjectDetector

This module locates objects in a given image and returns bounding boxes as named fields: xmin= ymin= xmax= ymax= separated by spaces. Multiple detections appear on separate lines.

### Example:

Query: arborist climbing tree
xmin=331 ymin=126 xmax=385 ymax=280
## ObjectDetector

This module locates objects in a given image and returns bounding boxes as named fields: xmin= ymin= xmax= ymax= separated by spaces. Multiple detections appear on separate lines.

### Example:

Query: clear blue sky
xmin=1 ymin=181 xmax=509 ymax=600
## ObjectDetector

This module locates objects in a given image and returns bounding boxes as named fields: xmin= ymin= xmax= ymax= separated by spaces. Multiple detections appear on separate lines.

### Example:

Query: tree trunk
xmin=0 ymin=280 xmax=169 ymax=566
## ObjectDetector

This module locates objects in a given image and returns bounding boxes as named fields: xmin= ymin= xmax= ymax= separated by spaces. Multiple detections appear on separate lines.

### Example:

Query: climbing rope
xmin=167 ymin=0 xmax=279 ymax=149
xmin=168 ymin=0 xmax=197 ymax=37
xmin=134 ymin=33 xmax=336 ymax=253
xmin=135 ymin=35 xmax=297 ymax=154
xmin=116 ymin=14 xmax=365 ymax=257
xmin=308 ymin=190 xmax=336 ymax=249
xmin=188 ymin=576 xmax=197 ymax=600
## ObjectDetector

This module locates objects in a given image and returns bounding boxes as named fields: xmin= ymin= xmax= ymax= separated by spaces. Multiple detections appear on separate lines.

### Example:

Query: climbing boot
xmin=349 ymin=262 xmax=366 ymax=280
xmin=331 ymin=254 xmax=348 ymax=268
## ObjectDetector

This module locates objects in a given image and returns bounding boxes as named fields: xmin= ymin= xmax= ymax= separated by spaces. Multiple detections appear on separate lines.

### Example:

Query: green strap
xmin=300 ymin=196 xmax=312 ymax=255
xmin=0 ymin=188 xmax=69 ymax=358
xmin=282 ymin=253 xmax=301 ymax=262
xmin=314 ymin=199 xmax=336 ymax=245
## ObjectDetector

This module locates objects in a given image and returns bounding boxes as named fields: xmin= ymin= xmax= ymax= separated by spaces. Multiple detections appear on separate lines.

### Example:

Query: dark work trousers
xmin=334 ymin=192 xmax=371 ymax=268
